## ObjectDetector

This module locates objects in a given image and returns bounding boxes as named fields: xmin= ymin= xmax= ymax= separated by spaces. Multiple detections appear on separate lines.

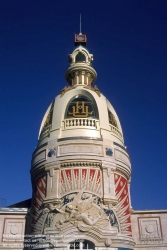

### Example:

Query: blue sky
xmin=0 ymin=0 xmax=167 ymax=210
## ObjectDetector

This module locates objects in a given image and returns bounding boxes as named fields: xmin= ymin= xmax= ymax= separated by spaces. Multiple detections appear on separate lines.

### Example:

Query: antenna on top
xmin=79 ymin=14 xmax=82 ymax=34
xmin=75 ymin=14 xmax=86 ymax=46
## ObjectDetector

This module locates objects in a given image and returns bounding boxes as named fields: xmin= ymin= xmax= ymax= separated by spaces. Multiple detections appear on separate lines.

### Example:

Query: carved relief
xmin=138 ymin=217 xmax=163 ymax=240
xmin=3 ymin=219 xmax=25 ymax=241
xmin=60 ymin=168 xmax=102 ymax=196
xmin=44 ymin=191 xmax=118 ymax=232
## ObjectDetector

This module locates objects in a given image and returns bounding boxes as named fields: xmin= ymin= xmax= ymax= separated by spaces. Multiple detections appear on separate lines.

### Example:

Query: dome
xmin=38 ymin=86 xmax=124 ymax=146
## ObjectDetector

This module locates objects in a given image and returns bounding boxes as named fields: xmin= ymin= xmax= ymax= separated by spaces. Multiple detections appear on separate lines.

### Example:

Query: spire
xmin=75 ymin=14 xmax=87 ymax=46
xmin=79 ymin=14 xmax=82 ymax=35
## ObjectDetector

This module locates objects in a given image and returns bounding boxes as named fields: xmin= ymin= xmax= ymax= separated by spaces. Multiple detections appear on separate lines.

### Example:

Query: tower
xmin=30 ymin=33 xmax=135 ymax=250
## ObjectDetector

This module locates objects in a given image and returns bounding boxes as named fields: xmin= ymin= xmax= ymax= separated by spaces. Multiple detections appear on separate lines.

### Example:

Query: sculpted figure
xmin=45 ymin=191 xmax=111 ymax=231
xmin=59 ymin=203 xmax=101 ymax=226
xmin=52 ymin=191 xmax=108 ymax=231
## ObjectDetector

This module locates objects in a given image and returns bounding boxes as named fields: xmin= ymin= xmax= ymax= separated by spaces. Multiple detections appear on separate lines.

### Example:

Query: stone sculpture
xmin=44 ymin=190 xmax=115 ymax=232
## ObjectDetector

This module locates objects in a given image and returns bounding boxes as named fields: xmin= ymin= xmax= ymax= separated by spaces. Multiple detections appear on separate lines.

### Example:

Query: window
xmin=75 ymin=52 xmax=86 ymax=62
xmin=108 ymin=109 xmax=118 ymax=128
xmin=65 ymin=95 xmax=98 ymax=119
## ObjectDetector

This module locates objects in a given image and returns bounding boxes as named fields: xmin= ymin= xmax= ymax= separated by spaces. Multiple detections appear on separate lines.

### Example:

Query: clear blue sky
xmin=0 ymin=0 xmax=167 ymax=210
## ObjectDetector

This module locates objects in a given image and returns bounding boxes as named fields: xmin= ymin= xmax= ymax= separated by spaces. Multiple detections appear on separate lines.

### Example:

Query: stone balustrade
xmin=109 ymin=124 xmax=123 ymax=141
xmin=63 ymin=118 xmax=99 ymax=129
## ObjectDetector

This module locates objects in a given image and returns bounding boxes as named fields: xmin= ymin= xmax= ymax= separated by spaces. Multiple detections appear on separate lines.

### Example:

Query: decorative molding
xmin=114 ymin=149 xmax=130 ymax=167
xmin=32 ymin=150 xmax=46 ymax=165
xmin=60 ymin=161 xmax=101 ymax=168
xmin=84 ymin=85 xmax=101 ymax=97
xmin=0 ymin=219 xmax=3 ymax=240
xmin=102 ymin=161 xmax=116 ymax=170
xmin=32 ymin=142 xmax=48 ymax=156
xmin=60 ymin=168 xmax=102 ymax=196
xmin=45 ymin=162 xmax=60 ymax=169
xmin=59 ymin=85 xmax=77 ymax=97
xmin=58 ymin=136 xmax=103 ymax=142
xmin=137 ymin=217 xmax=163 ymax=240
xmin=3 ymin=218 xmax=25 ymax=242
xmin=113 ymin=141 xmax=127 ymax=152
xmin=115 ymin=166 xmax=131 ymax=180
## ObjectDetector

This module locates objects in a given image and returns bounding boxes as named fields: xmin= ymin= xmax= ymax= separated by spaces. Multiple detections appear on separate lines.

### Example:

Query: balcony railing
xmin=109 ymin=124 xmax=123 ymax=141
xmin=63 ymin=118 xmax=99 ymax=129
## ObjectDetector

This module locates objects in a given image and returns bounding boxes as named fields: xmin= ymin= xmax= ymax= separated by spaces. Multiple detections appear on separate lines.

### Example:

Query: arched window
xmin=75 ymin=52 xmax=86 ymax=62
xmin=65 ymin=95 xmax=98 ymax=119
xmin=108 ymin=109 xmax=118 ymax=128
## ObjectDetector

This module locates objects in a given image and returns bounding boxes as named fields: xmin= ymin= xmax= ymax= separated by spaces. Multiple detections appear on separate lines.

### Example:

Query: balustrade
xmin=64 ymin=118 xmax=99 ymax=129
xmin=109 ymin=124 xmax=123 ymax=140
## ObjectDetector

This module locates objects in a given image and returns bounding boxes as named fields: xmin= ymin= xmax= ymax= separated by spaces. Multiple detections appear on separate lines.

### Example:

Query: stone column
xmin=128 ymin=178 xmax=132 ymax=210
xmin=79 ymin=71 xmax=82 ymax=84
xmin=45 ymin=164 xmax=61 ymax=204
xmin=52 ymin=168 xmax=60 ymax=199
xmin=102 ymin=161 xmax=118 ymax=206
xmin=46 ymin=169 xmax=52 ymax=197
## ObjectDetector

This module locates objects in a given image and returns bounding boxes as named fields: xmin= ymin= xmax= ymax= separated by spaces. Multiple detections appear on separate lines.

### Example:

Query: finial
xmin=79 ymin=14 xmax=82 ymax=35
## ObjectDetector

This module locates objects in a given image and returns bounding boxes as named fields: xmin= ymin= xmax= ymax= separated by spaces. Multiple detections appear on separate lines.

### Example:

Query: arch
xmin=75 ymin=52 xmax=86 ymax=62
xmin=108 ymin=108 xmax=118 ymax=128
xmin=65 ymin=94 xmax=99 ymax=119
